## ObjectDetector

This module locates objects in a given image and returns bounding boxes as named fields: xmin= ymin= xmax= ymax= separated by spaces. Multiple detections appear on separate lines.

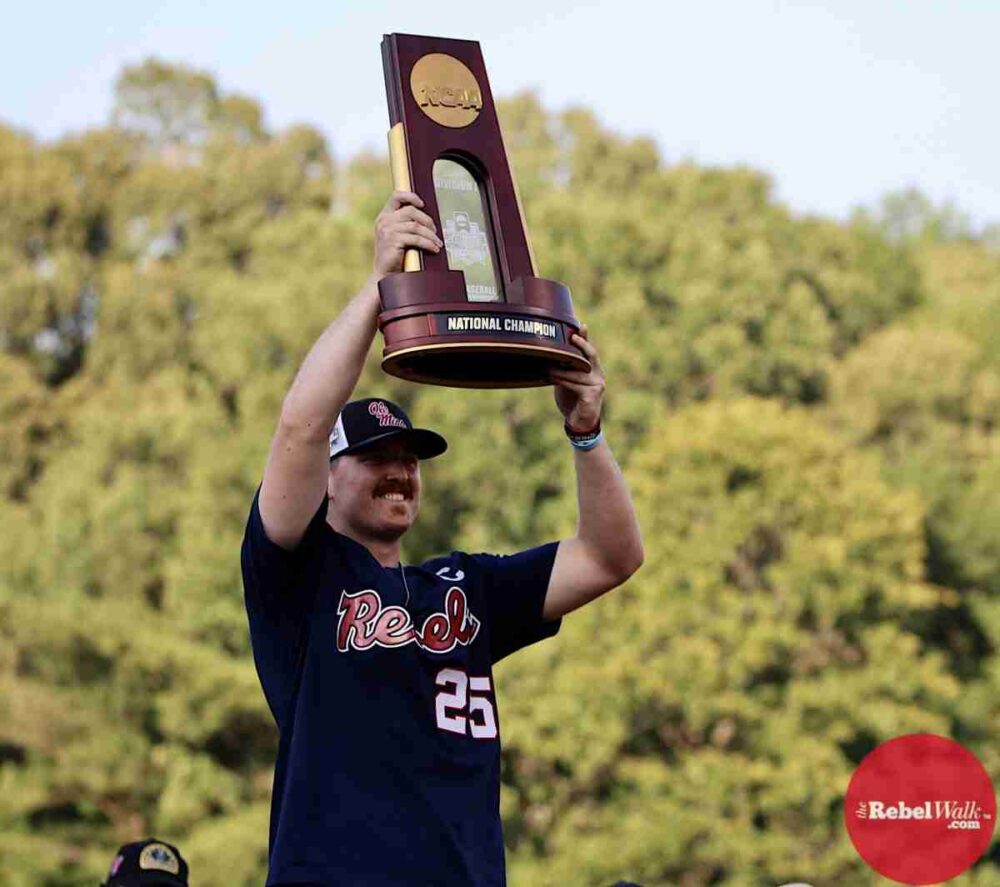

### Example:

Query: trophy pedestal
xmin=378 ymin=271 xmax=590 ymax=389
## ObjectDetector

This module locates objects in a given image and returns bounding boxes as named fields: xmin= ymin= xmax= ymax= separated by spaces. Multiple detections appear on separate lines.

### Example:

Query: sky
xmin=3 ymin=0 xmax=997 ymax=228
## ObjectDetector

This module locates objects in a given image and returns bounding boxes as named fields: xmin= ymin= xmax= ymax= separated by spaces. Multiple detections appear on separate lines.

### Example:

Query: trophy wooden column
xmin=378 ymin=33 xmax=590 ymax=389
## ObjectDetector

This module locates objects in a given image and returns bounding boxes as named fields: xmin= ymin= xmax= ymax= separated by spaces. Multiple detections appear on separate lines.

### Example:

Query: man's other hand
xmin=549 ymin=325 xmax=605 ymax=433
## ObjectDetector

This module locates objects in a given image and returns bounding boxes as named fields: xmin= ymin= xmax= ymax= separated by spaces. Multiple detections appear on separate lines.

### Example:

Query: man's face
xmin=327 ymin=438 xmax=421 ymax=542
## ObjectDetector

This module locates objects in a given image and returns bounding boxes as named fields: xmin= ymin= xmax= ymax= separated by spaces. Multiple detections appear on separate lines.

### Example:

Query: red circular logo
xmin=844 ymin=733 xmax=996 ymax=884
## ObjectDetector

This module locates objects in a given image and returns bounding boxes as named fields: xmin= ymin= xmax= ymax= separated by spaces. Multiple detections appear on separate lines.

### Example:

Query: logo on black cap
xmin=369 ymin=400 xmax=407 ymax=428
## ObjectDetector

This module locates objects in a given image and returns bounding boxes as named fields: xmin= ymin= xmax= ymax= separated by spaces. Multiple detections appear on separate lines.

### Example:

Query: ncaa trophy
xmin=377 ymin=33 xmax=590 ymax=388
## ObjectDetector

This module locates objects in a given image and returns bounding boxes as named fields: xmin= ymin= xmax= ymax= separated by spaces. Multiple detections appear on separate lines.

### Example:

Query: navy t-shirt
xmin=240 ymin=485 xmax=562 ymax=886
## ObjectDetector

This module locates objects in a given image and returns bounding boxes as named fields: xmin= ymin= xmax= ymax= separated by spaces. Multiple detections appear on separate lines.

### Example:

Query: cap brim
xmin=332 ymin=427 xmax=448 ymax=461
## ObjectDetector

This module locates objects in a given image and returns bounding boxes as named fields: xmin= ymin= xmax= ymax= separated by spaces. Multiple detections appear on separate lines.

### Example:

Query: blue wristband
xmin=569 ymin=430 xmax=604 ymax=451
xmin=565 ymin=421 xmax=603 ymax=450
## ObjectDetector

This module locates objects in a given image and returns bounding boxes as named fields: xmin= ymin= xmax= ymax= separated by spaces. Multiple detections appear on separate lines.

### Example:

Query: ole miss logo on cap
xmin=369 ymin=401 xmax=406 ymax=428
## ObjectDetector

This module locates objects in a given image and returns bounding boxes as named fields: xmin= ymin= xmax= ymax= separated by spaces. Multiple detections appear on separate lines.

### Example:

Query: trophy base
xmin=377 ymin=271 xmax=590 ymax=389
xmin=382 ymin=341 xmax=588 ymax=389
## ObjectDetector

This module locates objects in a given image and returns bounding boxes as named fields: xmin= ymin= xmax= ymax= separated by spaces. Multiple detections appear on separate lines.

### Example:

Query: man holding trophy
xmin=241 ymin=34 xmax=643 ymax=887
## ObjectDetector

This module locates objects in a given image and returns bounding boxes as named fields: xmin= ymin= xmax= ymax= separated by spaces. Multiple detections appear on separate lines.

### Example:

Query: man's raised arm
xmin=259 ymin=191 xmax=442 ymax=550
xmin=544 ymin=328 xmax=644 ymax=619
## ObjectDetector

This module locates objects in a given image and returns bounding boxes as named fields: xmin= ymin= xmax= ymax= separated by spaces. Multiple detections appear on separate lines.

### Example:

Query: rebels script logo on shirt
xmin=337 ymin=587 xmax=481 ymax=654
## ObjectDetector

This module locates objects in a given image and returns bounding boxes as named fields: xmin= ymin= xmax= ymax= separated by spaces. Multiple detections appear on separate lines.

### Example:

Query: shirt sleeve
xmin=240 ymin=483 xmax=330 ymax=720
xmin=462 ymin=541 xmax=562 ymax=664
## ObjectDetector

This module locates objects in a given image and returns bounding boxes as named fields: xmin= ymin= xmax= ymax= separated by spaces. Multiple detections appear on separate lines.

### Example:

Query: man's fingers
xmin=394 ymin=232 xmax=441 ymax=253
xmin=394 ymin=205 xmax=438 ymax=232
xmin=385 ymin=220 xmax=442 ymax=247
xmin=550 ymin=378 xmax=589 ymax=396
xmin=570 ymin=331 xmax=599 ymax=361
xmin=389 ymin=219 xmax=439 ymax=238
xmin=550 ymin=368 xmax=595 ymax=386
xmin=385 ymin=190 xmax=424 ymax=212
xmin=549 ymin=370 xmax=592 ymax=389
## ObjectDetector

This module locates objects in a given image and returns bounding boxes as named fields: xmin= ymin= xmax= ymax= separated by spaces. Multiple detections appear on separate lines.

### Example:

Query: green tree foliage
xmin=0 ymin=62 xmax=996 ymax=885
xmin=856 ymin=187 xmax=978 ymax=245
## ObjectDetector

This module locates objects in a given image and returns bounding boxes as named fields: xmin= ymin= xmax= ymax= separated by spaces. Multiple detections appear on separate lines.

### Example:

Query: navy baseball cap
xmin=101 ymin=838 xmax=188 ymax=886
xmin=329 ymin=397 xmax=447 ymax=461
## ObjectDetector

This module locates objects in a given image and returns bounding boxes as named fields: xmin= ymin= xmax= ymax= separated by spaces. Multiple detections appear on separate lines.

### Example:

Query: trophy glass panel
xmin=432 ymin=157 xmax=504 ymax=303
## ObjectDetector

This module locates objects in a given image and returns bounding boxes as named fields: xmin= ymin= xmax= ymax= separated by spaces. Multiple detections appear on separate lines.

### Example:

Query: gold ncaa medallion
xmin=410 ymin=53 xmax=483 ymax=128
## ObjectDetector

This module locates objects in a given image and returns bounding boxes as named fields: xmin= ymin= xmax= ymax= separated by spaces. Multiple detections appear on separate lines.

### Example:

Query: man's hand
xmin=550 ymin=325 xmax=605 ymax=433
xmin=373 ymin=191 xmax=443 ymax=279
